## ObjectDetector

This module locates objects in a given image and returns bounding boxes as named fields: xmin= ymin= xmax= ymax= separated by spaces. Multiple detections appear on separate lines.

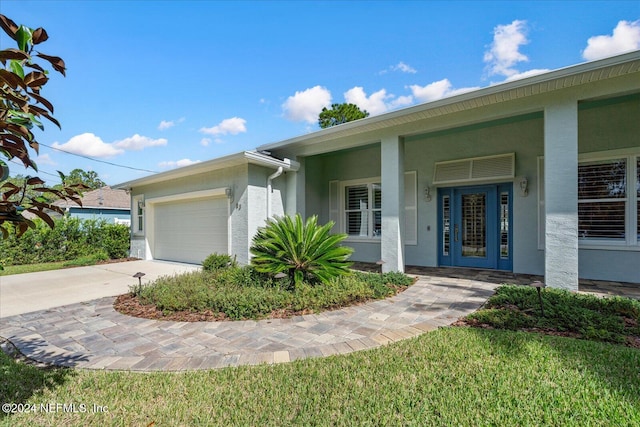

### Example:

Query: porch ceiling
xmin=258 ymin=51 xmax=640 ymax=157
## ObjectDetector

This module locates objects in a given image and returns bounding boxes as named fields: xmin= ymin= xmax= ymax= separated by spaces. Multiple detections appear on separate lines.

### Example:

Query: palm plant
xmin=250 ymin=214 xmax=353 ymax=287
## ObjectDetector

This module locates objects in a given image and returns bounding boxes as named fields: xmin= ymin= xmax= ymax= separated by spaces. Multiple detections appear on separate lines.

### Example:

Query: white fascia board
xmin=257 ymin=51 xmax=640 ymax=153
xmin=114 ymin=151 xmax=299 ymax=190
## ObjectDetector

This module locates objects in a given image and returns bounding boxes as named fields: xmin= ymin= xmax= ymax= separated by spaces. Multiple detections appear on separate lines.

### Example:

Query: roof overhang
xmin=257 ymin=51 xmax=640 ymax=155
xmin=114 ymin=151 xmax=300 ymax=190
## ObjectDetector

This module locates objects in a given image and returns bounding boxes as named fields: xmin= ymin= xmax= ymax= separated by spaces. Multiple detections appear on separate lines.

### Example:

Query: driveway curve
xmin=0 ymin=274 xmax=498 ymax=371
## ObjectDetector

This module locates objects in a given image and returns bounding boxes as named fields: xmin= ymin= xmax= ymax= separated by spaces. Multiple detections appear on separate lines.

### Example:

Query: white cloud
xmin=504 ymin=68 xmax=551 ymax=82
xmin=582 ymin=20 xmax=640 ymax=61
xmin=282 ymin=86 xmax=332 ymax=123
xmin=158 ymin=159 xmax=201 ymax=169
xmin=484 ymin=20 xmax=529 ymax=77
xmin=200 ymin=138 xmax=211 ymax=147
xmin=52 ymin=133 xmax=167 ymax=158
xmin=158 ymin=120 xmax=175 ymax=130
xmin=409 ymin=79 xmax=480 ymax=103
xmin=113 ymin=134 xmax=167 ymax=151
xmin=344 ymin=87 xmax=391 ymax=115
xmin=343 ymin=87 xmax=415 ymax=115
xmin=200 ymin=117 xmax=247 ymax=136
xmin=392 ymin=61 xmax=417 ymax=74
xmin=52 ymin=133 xmax=124 ymax=158
xmin=35 ymin=153 xmax=56 ymax=166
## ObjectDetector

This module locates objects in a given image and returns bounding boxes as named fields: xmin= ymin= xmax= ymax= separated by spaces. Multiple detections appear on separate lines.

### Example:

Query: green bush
xmin=466 ymin=285 xmax=640 ymax=345
xmin=250 ymin=214 xmax=353 ymax=287
xmin=0 ymin=217 xmax=130 ymax=265
xmin=135 ymin=266 xmax=413 ymax=320
xmin=202 ymin=253 xmax=236 ymax=271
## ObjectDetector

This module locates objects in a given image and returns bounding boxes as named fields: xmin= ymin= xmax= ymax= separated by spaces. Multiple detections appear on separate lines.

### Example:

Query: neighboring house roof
xmin=55 ymin=186 xmax=131 ymax=210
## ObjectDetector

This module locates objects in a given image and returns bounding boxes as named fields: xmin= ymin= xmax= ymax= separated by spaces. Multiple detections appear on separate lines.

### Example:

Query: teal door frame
xmin=438 ymin=184 xmax=512 ymax=270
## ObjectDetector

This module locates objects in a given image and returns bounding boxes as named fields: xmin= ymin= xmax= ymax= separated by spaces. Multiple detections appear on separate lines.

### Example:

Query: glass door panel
xmin=461 ymin=193 xmax=487 ymax=258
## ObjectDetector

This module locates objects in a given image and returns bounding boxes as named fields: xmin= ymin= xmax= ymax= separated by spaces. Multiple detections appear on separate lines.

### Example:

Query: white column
xmin=381 ymin=135 xmax=405 ymax=273
xmin=294 ymin=157 xmax=306 ymax=218
xmin=544 ymin=99 xmax=579 ymax=291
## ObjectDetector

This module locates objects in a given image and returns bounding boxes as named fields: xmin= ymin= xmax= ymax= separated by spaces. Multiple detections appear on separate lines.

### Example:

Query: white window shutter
xmin=404 ymin=171 xmax=418 ymax=245
xmin=329 ymin=180 xmax=339 ymax=232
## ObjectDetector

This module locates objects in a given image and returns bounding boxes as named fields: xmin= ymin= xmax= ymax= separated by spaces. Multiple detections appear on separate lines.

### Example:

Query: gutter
xmin=266 ymin=167 xmax=284 ymax=219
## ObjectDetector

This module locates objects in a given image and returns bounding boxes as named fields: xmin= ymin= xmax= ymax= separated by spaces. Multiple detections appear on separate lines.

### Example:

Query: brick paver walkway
xmin=1 ymin=268 xmax=637 ymax=372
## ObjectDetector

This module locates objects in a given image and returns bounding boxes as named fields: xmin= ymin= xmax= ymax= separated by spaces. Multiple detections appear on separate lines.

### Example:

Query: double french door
xmin=438 ymin=184 xmax=512 ymax=270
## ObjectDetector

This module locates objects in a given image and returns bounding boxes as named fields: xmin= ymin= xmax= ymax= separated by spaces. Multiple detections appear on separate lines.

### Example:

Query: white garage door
xmin=154 ymin=197 xmax=228 ymax=264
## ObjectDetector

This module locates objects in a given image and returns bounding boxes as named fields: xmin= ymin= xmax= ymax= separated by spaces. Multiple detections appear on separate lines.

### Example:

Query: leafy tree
xmin=250 ymin=214 xmax=353 ymax=287
xmin=318 ymin=103 xmax=369 ymax=129
xmin=0 ymin=14 xmax=84 ymax=238
xmin=64 ymin=168 xmax=106 ymax=190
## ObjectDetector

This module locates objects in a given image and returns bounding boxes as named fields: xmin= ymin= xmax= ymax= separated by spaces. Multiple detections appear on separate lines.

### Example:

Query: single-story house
xmin=116 ymin=51 xmax=640 ymax=290
xmin=52 ymin=186 xmax=131 ymax=225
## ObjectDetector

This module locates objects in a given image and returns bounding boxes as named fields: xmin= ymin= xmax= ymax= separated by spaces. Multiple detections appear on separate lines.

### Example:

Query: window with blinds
xmin=578 ymin=159 xmax=626 ymax=240
xmin=344 ymin=183 xmax=381 ymax=237
xmin=538 ymin=151 xmax=639 ymax=248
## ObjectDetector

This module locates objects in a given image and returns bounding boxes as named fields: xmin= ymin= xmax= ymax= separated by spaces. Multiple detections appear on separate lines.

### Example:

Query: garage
xmin=153 ymin=196 xmax=228 ymax=264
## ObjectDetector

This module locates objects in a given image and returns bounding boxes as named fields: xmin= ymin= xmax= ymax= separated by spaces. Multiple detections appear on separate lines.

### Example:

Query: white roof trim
xmin=114 ymin=151 xmax=299 ymax=189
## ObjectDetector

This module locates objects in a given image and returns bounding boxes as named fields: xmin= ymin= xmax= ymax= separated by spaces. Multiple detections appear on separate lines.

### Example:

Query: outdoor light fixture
xmin=225 ymin=187 xmax=234 ymax=202
xmin=519 ymin=177 xmax=529 ymax=197
xmin=530 ymin=281 xmax=546 ymax=316
xmin=133 ymin=272 xmax=145 ymax=286
xmin=137 ymin=200 xmax=145 ymax=210
xmin=424 ymin=184 xmax=432 ymax=202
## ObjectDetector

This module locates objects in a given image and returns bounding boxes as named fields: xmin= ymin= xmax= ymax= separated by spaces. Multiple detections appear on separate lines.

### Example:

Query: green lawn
xmin=1 ymin=328 xmax=638 ymax=426
xmin=0 ymin=261 xmax=68 ymax=276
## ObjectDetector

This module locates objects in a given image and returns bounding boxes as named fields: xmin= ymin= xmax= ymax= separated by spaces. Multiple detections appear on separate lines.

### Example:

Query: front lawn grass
xmin=131 ymin=267 xmax=413 ymax=320
xmin=0 ymin=261 xmax=68 ymax=276
xmin=2 ymin=327 xmax=639 ymax=426
xmin=465 ymin=285 xmax=640 ymax=347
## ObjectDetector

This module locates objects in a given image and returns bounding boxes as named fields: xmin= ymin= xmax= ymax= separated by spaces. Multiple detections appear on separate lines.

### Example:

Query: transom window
xmin=344 ymin=182 xmax=381 ymax=238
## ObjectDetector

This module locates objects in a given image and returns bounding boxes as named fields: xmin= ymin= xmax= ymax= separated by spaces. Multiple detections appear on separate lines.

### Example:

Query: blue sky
xmin=2 ymin=1 xmax=639 ymax=185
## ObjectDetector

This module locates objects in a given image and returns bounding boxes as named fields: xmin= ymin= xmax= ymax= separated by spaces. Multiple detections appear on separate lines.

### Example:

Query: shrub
xmin=132 ymin=267 xmax=413 ymax=320
xmin=0 ymin=217 xmax=130 ymax=265
xmin=202 ymin=253 xmax=236 ymax=271
xmin=250 ymin=214 xmax=353 ymax=287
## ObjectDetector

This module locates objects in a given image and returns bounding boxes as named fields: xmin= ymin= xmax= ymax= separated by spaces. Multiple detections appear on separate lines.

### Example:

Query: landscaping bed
xmin=114 ymin=267 xmax=415 ymax=322
xmin=455 ymin=284 xmax=640 ymax=349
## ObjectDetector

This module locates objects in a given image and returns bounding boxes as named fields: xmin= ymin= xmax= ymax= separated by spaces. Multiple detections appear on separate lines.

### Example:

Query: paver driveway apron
xmin=0 ymin=274 xmax=499 ymax=371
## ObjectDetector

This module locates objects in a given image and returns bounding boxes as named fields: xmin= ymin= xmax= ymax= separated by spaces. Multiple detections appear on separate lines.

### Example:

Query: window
xmin=538 ymin=151 xmax=640 ymax=249
xmin=578 ymin=159 xmax=626 ymax=240
xmin=133 ymin=196 xmax=144 ymax=234
xmin=344 ymin=182 xmax=381 ymax=238
xmin=331 ymin=172 xmax=418 ymax=243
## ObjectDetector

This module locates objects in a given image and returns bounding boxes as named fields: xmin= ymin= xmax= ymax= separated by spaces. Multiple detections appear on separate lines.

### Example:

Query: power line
xmin=38 ymin=142 xmax=159 ymax=174
xmin=8 ymin=159 xmax=64 ymax=182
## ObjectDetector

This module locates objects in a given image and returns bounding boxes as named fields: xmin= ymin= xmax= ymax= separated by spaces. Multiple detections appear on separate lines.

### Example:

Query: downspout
xmin=267 ymin=166 xmax=284 ymax=219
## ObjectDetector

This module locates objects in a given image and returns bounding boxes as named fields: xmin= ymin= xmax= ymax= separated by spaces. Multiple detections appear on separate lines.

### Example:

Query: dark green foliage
xmin=0 ymin=217 xmax=130 ymax=265
xmin=136 ymin=267 xmax=412 ymax=320
xmin=466 ymin=285 xmax=640 ymax=345
xmin=250 ymin=214 xmax=353 ymax=287
xmin=318 ymin=103 xmax=369 ymax=128
xmin=202 ymin=253 xmax=236 ymax=271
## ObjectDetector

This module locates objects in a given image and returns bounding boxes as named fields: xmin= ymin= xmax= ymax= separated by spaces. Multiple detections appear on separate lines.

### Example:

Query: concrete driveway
xmin=0 ymin=260 xmax=200 ymax=318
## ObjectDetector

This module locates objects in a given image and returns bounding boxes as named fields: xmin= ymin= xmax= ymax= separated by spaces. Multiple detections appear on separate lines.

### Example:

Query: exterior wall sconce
xmin=225 ymin=187 xmax=234 ymax=202
xmin=137 ymin=200 xmax=145 ymax=210
xmin=424 ymin=184 xmax=432 ymax=202
xmin=519 ymin=177 xmax=528 ymax=197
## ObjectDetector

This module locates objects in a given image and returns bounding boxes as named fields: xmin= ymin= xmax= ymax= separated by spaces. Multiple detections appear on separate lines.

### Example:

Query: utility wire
xmin=38 ymin=142 xmax=159 ymax=174
xmin=8 ymin=159 xmax=64 ymax=182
